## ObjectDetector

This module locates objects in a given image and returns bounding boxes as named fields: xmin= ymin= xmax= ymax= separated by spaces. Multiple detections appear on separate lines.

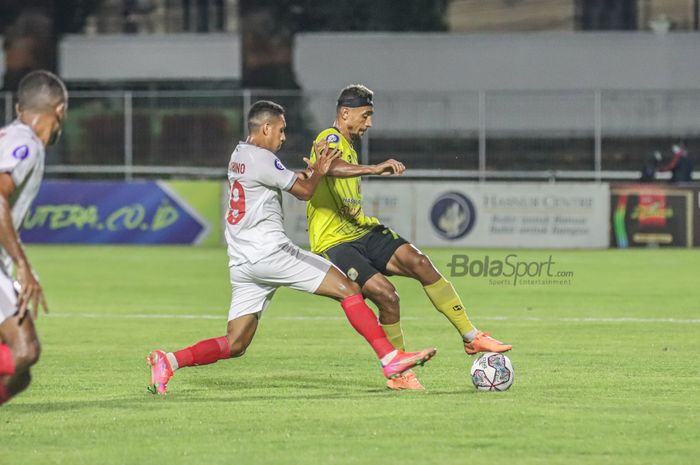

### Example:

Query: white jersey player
xmin=0 ymin=70 xmax=68 ymax=406
xmin=224 ymin=141 xmax=337 ymax=320
xmin=0 ymin=121 xmax=45 ymax=276
xmin=147 ymin=101 xmax=436 ymax=395
xmin=224 ymin=141 xmax=297 ymax=266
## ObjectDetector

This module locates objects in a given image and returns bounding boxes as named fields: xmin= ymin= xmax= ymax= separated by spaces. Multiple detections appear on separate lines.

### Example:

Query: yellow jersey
xmin=306 ymin=128 xmax=380 ymax=253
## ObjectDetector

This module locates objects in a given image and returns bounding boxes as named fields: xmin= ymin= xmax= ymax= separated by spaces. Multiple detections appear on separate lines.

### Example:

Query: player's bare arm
xmin=325 ymin=157 xmax=405 ymax=178
xmin=290 ymin=143 xmax=341 ymax=200
xmin=303 ymin=151 xmax=405 ymax=178
xmin=0 ymin=173 xmax=48 ymax=320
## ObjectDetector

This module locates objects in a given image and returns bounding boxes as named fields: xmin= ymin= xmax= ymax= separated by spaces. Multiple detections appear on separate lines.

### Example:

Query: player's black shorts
xmin=323 ymin=225 xmax=409 ymax=287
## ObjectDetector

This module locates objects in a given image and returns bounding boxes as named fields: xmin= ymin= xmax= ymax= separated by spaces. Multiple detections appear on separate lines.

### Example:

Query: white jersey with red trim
xmin=0 ymin=120 xmax=45 ymax=276
xmin=224 ymin=142 xmax=297 ymax=266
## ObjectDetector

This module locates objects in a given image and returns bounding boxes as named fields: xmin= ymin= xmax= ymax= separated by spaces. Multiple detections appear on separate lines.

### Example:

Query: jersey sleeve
xmin=0 ymin=138 xmax=40 ymax=188
xmin=310 ymin=129 xmax=347 ymax=163
xmin=256 ymin=152 xmax=297 ymax=191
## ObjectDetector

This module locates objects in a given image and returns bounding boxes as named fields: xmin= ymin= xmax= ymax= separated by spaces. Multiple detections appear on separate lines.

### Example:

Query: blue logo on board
xmin=430 ymin=192 xmax=476 ymax=240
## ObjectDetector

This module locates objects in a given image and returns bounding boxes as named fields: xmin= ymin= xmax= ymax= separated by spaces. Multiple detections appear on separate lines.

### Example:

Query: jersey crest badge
xmin=326 ymin=134 xmax=340 ymax=143
xmin=12 ymin=145 xmax=30 ymax=161
xmin=274 ymin=159 xmax=285 ymax=171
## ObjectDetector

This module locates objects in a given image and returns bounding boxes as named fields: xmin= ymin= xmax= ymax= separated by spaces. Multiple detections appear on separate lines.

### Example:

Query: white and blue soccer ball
xmin=470 ymin=352 xmax=514 ymax=391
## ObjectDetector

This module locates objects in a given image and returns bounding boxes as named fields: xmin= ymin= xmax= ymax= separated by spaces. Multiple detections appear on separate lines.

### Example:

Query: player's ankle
xmin=380 ymin=349 xmax=399 ymax=366
xmin=463 ymin=329 xmax=478 ymax=342
xmin=166 ymin=352 xmax=179 ymax=371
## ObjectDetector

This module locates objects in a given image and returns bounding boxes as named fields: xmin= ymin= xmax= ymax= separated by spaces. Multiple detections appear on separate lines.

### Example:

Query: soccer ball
xmin=470 ymin=352 xmax=514 ymax=391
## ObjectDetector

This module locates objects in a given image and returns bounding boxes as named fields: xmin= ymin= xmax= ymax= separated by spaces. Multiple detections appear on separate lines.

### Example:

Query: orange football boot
xmin=464 ymin=331 xmax=512 ymax=355
xmin=386 ymin=371 xmax=425 ymax=390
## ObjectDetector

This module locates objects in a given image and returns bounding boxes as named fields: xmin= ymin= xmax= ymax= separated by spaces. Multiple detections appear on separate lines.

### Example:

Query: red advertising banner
xmin=610 ymin=183 xmax=700 ymax=248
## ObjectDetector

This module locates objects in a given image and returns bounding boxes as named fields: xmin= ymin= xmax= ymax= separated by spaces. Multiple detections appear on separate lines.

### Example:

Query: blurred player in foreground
xmin=0 ymin=71 xmax=67 ymax=406
xmin=306 ymin=84 xmax=511 ymax=390
xmin=147 ymin=101 xmax=436 ymax=394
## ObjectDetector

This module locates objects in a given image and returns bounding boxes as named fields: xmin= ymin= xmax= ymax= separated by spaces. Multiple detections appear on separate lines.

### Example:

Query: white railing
xmin=4 ymin=88 xmax=699 ymax=181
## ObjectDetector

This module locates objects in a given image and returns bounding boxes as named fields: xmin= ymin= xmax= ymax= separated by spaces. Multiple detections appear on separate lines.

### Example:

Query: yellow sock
xmin=423 ymin=277 xmax=476 ymax=340
xmin=380 ymin=321 xmax=406 ymax=351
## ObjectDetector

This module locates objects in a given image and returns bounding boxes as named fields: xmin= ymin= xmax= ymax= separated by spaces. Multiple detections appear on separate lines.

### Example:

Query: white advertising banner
xmin=414 ymin=182 xmax=610 ymax=248
xmin=282 ymin=181 xmax=610 ymax=249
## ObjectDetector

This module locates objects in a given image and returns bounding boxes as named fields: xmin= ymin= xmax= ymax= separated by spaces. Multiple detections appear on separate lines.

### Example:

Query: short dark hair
xmin=337 ymin=84 xmax=374 ymax=110
xmin=247 ymin=100 xmax=285 ymax=133
xmin=17 ymin=70 xmax=68 ymax=113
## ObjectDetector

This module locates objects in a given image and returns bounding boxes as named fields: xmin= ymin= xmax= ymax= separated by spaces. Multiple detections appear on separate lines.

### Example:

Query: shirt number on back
xmin=227 ymin=180 xmax=246 ymax=225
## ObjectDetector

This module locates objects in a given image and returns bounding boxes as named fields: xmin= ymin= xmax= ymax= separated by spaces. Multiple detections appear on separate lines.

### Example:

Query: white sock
xmin=166 ymin=352 xmax=179 ymax=370
xmin=380 ymin=349 xmax=398 ymax=366
xmin=463 ymin=329 xmax=478 ymax=342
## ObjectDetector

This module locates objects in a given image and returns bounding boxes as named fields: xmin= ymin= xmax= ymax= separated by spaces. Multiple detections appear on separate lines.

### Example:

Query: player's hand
xmin=305 ymin=141 xmax=341 ymax=176
xmin=301 ymin=140 xmax=329 ymax=177
xmin=299 ymin=141 xmax=322 ymax=178
xmin=301 ymin=156 xmax=314 ymax=175
xmin=15 ymin=261 xmax=49 ymax=321
xmin=373 ymin=159 xmax=405 ymax=176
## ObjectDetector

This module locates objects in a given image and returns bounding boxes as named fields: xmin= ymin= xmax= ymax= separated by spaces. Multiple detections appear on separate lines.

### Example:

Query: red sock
xmin=340 ymin=294 xmax=395 ymax=359
xmin=0 ymin=384 xmax=11 ymax=406
xmin=0 ymin=344 xmax=15 ymax=376
xmin=173 ymin=336 xmax=231 ymax=368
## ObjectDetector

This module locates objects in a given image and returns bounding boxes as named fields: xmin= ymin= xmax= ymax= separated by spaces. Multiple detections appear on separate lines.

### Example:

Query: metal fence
xmin=4 ymin=88 xmax=699 ymax=181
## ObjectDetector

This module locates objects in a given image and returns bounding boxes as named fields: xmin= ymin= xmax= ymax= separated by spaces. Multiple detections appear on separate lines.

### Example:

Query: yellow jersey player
xmin=306 ymin=84 xmax=512 ymax=390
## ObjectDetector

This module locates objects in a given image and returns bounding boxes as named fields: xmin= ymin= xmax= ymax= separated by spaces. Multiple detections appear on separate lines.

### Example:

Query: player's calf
xmin=6 ymin=370 xmax=31 ymax=395
xmin=3 ymin=338 xmax=41 ymax=374
xmin=362 ymin=276 xmax=401 ymax=324
xmin=228 ymin=339 xmax=248 ymax=358
xmin=0 ymin=315 xmax=42 ymax=373
xmin=0 ymin=384 xmax=10 ymax=406
xmin=0 ymin=369 xmax=32 ymax=406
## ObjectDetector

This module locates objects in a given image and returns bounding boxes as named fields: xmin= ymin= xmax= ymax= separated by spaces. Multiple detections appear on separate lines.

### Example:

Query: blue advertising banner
xmin=20 ymin=181 xmax=211 ymax=244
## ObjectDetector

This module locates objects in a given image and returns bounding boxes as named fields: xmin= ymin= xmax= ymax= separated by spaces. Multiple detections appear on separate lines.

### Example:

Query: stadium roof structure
xmin=294 ymin=32 xmax=700 ymax=92
xmin=59 ymin=34 xmax=241 ymax=82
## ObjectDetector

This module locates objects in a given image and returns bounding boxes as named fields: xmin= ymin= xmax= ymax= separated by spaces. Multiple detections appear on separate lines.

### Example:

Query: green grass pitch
xmin=3 ymin=246 xmax=700 ymax=465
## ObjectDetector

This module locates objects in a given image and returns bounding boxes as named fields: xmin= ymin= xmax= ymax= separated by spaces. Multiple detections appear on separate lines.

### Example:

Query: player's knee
xmin=408 ymin=253 xmax=438 ymax=282
xmin=13 ymin=340 xmax=41 ymax=370
xmin=336 ymin=277 xmax=361 ymax=299
xmin=345 ymin=279 xmax=362 ymax=296
xmin=413 ymin=253 xmax=433 ymax=272
xmin=370 ymin=286 xmax=399 ymax=309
